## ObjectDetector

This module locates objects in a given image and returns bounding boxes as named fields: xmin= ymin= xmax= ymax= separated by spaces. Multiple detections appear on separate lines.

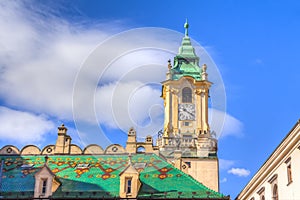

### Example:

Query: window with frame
xmin=285 ymin=157 xmax=292 ymax=185
xmin=184 ymin=121 xmax=190 ymax=126
xmin=272 ymin=184 xmax=278 ymax=200
xmin=41 ymin=179 xmax=47 ymax=195
xmin=257 ymin=186 xmax=265 ymax=200
xmin=287 ymin=164 xmax=292 ymax=184
xmin=268 ymin=174 xmax=278 ymax=200
xmin=185 ymin=161 xmax=191 ymax=168
xmin=182 ymin=87 xmax=192 ymax=103
xmin=125 ymin=178 xmax=132 ymax=194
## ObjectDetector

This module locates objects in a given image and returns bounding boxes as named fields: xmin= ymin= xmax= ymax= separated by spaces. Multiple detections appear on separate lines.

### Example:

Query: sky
xmin=0 ymin=0 xmax=300 ymax=198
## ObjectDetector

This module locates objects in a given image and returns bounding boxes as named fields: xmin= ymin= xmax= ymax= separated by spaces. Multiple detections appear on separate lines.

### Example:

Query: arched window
xmin=182 ymin=87 xmax=192 ymax=103
xmin=272 ymin=184 xmax=278 ymax=200
xmin=137 ymin=146 xmax=145 ymax=153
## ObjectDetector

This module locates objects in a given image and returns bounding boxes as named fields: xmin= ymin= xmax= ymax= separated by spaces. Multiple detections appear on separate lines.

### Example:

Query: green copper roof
xmin=0 ymin=154 xmax=227 ymax=199
xmin=171 ymin=20 xmax=202 ymax=81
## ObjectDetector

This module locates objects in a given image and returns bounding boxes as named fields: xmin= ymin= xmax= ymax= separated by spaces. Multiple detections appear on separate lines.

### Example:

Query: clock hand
xmin=183 ymin=108 xmax=194 ymax=117
xmin=187 ymin=111 xmax=195 ymax=117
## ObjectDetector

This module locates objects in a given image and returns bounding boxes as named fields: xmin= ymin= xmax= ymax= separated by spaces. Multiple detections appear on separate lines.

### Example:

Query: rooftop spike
xmin=184 ymin=19 xmax=189 ymax=36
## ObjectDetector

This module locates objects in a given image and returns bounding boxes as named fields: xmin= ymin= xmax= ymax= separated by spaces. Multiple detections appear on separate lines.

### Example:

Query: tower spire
xmin=169 ymin=20 xmax=201 ymax=81
xmin=184 ymin=19 xmax=189 ymax=37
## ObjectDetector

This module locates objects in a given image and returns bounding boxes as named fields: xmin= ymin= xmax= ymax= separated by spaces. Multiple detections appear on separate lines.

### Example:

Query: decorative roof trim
xmin=20 ymin=145 xmax=41 ymax=155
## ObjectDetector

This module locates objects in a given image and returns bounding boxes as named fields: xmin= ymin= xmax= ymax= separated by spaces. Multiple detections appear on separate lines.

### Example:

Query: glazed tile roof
xmin=0 ymin=154 xmax=227 ymax=199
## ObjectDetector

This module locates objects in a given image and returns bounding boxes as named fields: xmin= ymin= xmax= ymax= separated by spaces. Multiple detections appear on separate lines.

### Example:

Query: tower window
xmin=185 ymin=161 xmax=191 ymax=168
xmin=182 ymin=87 xmax=192 ymax=103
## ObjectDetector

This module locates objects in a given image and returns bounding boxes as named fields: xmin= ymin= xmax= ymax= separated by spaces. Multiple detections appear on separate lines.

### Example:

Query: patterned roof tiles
xmin=0 ymin=154 xmax=228 ymax=199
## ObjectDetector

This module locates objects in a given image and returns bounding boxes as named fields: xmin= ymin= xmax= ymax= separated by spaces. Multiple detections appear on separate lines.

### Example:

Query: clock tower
xmin=157 ymin=21 xmax=219 ymax=192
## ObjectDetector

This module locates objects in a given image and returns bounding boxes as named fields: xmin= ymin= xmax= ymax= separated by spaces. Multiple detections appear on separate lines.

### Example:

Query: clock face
xmin=178 ymin=104 xmax=195 ymax=121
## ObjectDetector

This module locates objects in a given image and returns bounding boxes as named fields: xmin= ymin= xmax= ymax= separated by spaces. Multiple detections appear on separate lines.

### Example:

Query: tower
xmin=157 ymin=20 xmax=219 ymax=192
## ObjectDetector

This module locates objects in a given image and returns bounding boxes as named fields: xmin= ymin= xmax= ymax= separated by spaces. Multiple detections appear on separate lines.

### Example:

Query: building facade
xmin=0 ymin=22 xmax=225 ymax=199
xmin=236 ymin=120 xmax=300 ymax=200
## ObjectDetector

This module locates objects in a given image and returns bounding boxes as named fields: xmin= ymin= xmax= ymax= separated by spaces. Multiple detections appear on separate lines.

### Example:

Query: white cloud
xmin=227 ymin=168 xmax=250 ymax=177
xmin=219 ymin=159 xmax=235 ymax=170
xmin=0 ymin=1 xmax=174 ymax=121
xmin=220 ymin=177 xmax=227 ymax=183
xmin=210 ymin=108 xmax=244 ymax=138
xmin=0 ymin=2 xmax=176 ymax=146
xmin=94 ymin=81 xmax=164 ymax=139
xmin=222 ymin=112 xmax=244 ymax=137
xmin=0 ymin=1 xmax=115 ymax=120
xmin=0 ymin=1 xmax=244 ymax=147
xmin=0 ymin=106 xmax=55 ymax=144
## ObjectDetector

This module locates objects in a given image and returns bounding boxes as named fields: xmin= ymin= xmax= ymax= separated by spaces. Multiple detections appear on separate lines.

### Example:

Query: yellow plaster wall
xmin=186 ymin=158 xmax=219 ymax=192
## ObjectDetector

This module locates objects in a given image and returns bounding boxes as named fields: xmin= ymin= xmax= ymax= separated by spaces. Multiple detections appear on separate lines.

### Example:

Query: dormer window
xmin=126 ymin=178 xmax=132 ymax=194
xmin=34 ymin=164 xmax=61 ymax=198
xmin=119 ymin=165 xmax=141 ymax=198
xmin=41 ymin=179 xmax=48 ymax=195
xmin=182 ymin=87 xmax=192 ymax=103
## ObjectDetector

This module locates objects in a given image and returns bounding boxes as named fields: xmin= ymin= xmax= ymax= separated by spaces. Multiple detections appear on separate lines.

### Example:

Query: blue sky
xmin=1 ymin=0 xmax=300 ymax=198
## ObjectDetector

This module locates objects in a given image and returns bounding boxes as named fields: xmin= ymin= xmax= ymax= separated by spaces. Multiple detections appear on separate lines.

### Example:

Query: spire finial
xmin=184 ymin=19 xmax=189 ymax=36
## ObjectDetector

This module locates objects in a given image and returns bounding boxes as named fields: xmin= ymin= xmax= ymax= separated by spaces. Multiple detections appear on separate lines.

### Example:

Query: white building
xmin=236 ymin=120 xmax=300 ymax=200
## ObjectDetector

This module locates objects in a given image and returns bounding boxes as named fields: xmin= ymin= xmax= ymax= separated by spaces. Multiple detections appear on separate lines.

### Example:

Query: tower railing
xmin=157 ymin=136 xmax=197 ymax=148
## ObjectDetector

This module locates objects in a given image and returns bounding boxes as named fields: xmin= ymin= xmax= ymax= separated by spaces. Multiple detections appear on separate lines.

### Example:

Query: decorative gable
xmin=34 ymin=164 xmax=61 ymax=198
xmin=119 ymin=161 xmax=141 ymax=198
